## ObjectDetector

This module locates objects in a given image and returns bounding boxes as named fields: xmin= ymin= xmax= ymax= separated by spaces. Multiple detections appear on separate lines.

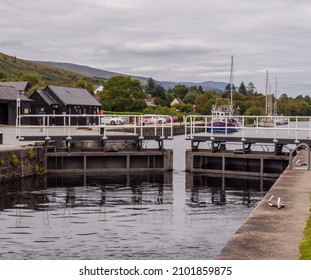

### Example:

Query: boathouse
xmin=0 ymin=85 xmax=32 ymax=125
xmin=29 ymin=85 xmax=102 ymax=125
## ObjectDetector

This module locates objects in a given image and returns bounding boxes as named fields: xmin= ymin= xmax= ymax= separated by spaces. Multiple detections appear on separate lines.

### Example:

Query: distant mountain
xmin=35 ymin=61 xmax=227 ymax=92
xmin=158 ymin=80 xmax=227 ymax=92
xmin=34 ymin=61 xmax=149 ymax=83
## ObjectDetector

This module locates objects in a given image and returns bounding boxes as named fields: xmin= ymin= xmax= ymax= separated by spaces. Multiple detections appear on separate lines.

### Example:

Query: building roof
xmin=0 ymin=85 xmax=32 ymax=101
xmin=36 ymin=89 xmax=58 ymax=106
xmin=0 ymin=81 xmax=30 ymax=92
xmin=170 ymin=97 xmax=183 ymax=106
xmin=93 ymin=84 xmax=104 ymax=94
xmin=47 ymin=85 xmax=101 ymax=106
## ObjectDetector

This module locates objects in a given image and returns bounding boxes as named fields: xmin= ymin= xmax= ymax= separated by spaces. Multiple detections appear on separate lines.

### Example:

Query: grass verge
xmin=299 ymin=193 xmax=311 ymax=259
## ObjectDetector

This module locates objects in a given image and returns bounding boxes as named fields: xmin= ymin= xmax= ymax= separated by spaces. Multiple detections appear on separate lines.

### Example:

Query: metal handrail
xmin=16 ymin=114 xmax=174 ymax=141
xmin=185 ymin=115 xmax=311 ymax=143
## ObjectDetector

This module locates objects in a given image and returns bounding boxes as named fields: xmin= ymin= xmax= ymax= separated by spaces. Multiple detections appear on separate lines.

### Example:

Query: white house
xmin=93 ymin=84 xmax=104 ymax=94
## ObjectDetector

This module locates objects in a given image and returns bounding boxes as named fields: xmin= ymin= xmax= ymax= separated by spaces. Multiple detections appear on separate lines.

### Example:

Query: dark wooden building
xmin=0 ymin=81 xmax=30 ymax=93
xmin=29 ymin=85 xmax=102 ymax=125
xmin=0 ymin=85 xmax=32 ymax=125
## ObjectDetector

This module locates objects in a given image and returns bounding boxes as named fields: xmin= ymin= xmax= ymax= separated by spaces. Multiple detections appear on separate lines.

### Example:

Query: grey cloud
xmin=1 ymin=0 xmax=311 ymax=95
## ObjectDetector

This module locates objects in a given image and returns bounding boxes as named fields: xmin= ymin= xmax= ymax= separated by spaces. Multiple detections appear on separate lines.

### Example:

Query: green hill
xmin=0 ymin=52 xmax=95 ymax=92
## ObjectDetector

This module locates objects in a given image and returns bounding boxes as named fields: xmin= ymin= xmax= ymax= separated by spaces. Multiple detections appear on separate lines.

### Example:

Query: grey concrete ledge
xmin=217 ymin=166 xmax=311 ymax=260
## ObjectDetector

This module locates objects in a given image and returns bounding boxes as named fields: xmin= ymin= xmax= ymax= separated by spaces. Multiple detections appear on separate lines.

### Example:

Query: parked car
xmin=101 ymin=116 xmax=124 ymax=125
xmin=166 ymin=116 xmax=179 ymax=123
xmin=142 ymin=114 xmax=167 ymax=124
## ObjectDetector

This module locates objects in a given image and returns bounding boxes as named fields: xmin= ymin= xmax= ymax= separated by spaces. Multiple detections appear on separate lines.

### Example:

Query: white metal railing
xmin=185 ymin=115 xmax=311 ymax=143
xmin=289 ymin=143 xmax=311 ymax=170
xmin=16 ymin=114 xmax=174 ymax=141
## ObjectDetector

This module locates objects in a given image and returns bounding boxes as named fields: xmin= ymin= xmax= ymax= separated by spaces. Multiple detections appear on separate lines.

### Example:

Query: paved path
xmin=0 ymin=125 xmax=99 ymax=147
xmin=1 ymin=125 xmax=32 ymax=149
xmin=217 ymin=151 xmax=311 ymax=259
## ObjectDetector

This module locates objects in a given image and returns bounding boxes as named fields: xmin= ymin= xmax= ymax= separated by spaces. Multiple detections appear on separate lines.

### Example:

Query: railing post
xmin=295 ymin=117 xmax=298 ymax=142
xmin=170 ymin=117 xmax=173 ymax=139
xmin=204 ymin=116 xmax=208 ymax=136
xmin=210 ymin=116 xmax=214 ymax=140
xmin=140 ymin=115 xmax=143 ymax=139
xmin=241 ymin=116 xmax=245 ymax=141
xmin=46 ymin=114 xmax=49 ymax=138
xmin=189 ymin=116 xmax=193 ymax=139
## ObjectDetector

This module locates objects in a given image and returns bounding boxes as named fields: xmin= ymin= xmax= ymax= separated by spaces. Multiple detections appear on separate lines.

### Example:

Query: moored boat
xmin=208 ymin=98 xmax=240 ymax=133
xmin=275 ymin=115 xmax=288 ymax=125
xmin=208 ymin=56 xmax=240 ymax=133
xmin=259 ymin=116 xmax=274 ymax=127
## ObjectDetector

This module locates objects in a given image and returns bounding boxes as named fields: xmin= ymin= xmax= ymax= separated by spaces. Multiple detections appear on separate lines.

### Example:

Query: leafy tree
xmin=299 ymin=101 xmax=311 ymax=115
xmin=246 ymin=82 xmax=257 ymax=95
xmin=304 ymin=95 xmax=311 ymax=103
xmin=238 ymin=82 xmax=247 ymax=95
xmin=170 ymin=84 xmax=189 ymax=100
xmin=279 ymin=93 xmax=288 ymax=100
xmin=233 ymin=92 xmax=247 ymax=114
xmin=99 ymin=76 xmax=147 ymax=112
xmin=223 ymin=83 xmax=236 ymax=98
xmin=20 ymin=73 xmax=39 ymax=88
xmin=145 ymin=78 xmax=166 ymax=100
xmin=166 ymin=92 xmax=176 ymax=105
xmin=244 ymin=106 xmax=265 ymax=115
xmin=175 ymin=103 xmax=193 ymax=113
xmin=194 ymin=91 xmax=220 ymax=114
xmin=287 ymin=101 xmax=300 ymax=115
xmin=153 ymin=96 xmax=167 ymax=107
xmin=183 ymin=91 xmax=198 ymax=104
xmin=75 ymin=80 xmax=95 ymax=95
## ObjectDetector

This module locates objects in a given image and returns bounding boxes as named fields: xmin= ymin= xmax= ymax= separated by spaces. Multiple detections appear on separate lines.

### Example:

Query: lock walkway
xmin=217 ymin=149 xmax=311 ymax=259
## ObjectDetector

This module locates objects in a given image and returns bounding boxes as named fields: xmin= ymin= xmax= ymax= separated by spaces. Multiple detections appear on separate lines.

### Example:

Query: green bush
xmin=35 ymin=163 xmax=46 ymax=177
xmin=0 ymin=159 xmax=4 ymax=169
xmin=27 ymin=148 xmax=35 ymax=160
xmin=10 ymin=154 xmax=19 ymax=166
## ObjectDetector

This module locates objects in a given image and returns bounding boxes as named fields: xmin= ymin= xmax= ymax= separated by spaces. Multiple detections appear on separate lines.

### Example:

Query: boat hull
xmin=207 ymin=122 xmax=238 ymax=133
xmin=259 ymin=117 xmax=274 ymax=127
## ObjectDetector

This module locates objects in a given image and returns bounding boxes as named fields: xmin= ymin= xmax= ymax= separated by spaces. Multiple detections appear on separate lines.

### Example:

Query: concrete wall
xmin=185 ymin=149 xmax=289 ymax=178
xmin=45 ymin=149 xmax=173 ymax=173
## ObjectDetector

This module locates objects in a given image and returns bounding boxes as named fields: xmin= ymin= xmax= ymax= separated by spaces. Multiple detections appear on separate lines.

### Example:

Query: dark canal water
xmin=0 ymin=135 xmax=275 ymax=260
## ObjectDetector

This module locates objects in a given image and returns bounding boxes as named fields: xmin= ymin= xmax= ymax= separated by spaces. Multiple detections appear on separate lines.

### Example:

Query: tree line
xmin=97 ymin=76 xmax=311 ymax=117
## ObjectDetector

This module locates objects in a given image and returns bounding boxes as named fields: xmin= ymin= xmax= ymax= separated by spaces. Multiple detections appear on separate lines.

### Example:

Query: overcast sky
xmin=1 ymin=0 xmax=311 ymax=96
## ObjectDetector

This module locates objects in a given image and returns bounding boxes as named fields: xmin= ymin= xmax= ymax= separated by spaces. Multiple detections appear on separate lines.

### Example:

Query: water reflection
xmin=0 ymin=173 xmax=173 ymax=211
xmin=0 ymin=177 xmax=47 ymax=211
xmin=0 ymin=172 xmax=275 ymax=260
xmin=186 ymin=173 xmax=273 ymax=209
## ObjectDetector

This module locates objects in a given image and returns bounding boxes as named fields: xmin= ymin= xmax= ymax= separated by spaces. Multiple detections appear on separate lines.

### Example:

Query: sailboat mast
xmin=274 ymin=77 xmax=278 ymax=115
xmin=229 ymin=56 xmax=233 ymax=105
xmin=265 ymin=70 xmax=269 ymax=115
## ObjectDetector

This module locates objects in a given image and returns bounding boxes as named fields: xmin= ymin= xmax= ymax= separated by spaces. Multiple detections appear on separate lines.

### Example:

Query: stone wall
xmin=0 ymin=146 xmax=44 ymax=182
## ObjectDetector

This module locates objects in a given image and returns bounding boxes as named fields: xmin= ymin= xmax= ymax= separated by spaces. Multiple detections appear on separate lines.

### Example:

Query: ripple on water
xmin=0 ymin=169 xmax=274 ymax=260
